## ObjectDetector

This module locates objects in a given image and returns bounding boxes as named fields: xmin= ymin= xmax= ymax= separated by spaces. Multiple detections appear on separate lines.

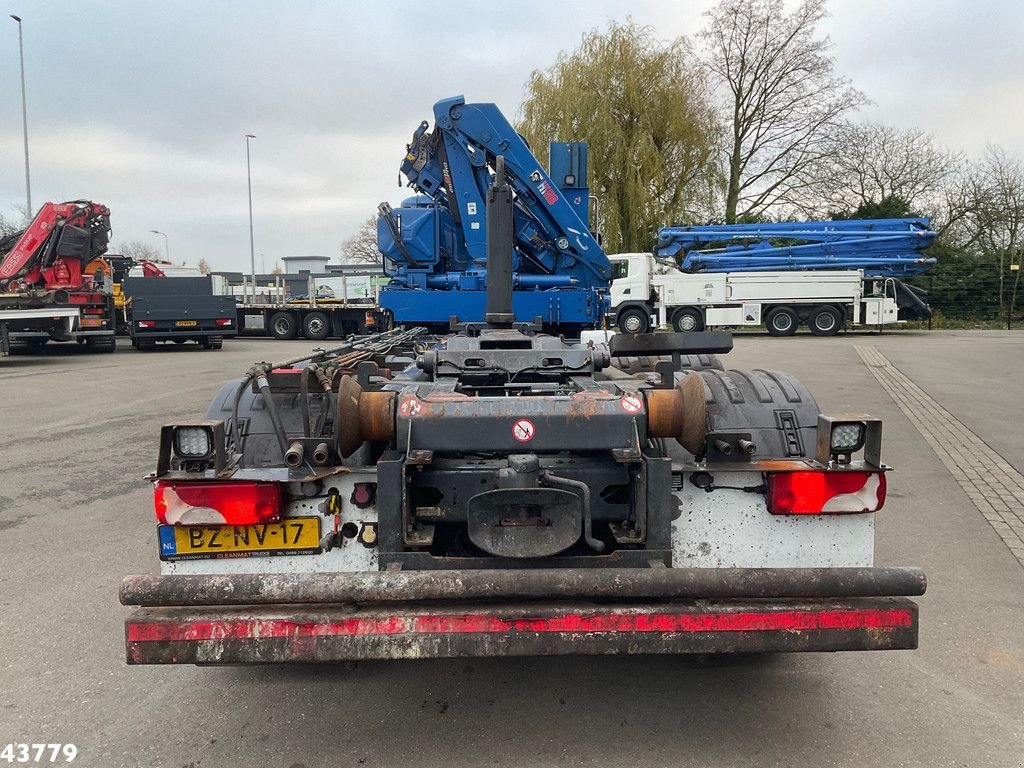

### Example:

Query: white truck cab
xmin=608 ymin=252 xmax=901 ymax=336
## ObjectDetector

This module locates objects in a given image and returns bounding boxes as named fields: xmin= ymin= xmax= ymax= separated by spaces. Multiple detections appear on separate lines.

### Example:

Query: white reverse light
xmin=174 ymin=426 xmax=212 ymax=458
xmin=830 ymin=422 xmax=865 ymax=452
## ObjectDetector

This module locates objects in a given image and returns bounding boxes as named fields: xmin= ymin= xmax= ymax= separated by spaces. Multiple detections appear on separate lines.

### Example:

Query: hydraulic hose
xmin=541 ymin=471 xmax=604 ymax=553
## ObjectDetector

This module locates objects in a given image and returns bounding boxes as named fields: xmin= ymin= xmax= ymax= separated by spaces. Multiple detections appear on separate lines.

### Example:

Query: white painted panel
xmin=671 ymin=472 xmax=874 ymax=568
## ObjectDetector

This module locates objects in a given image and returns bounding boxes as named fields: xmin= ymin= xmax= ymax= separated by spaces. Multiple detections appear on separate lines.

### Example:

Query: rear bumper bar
xmin=124 ymin=598 xmax=919 ymax=663
xmin=121 ymin=568 xmax=924 ymax=663
xmin=120 ymin=567 xmax=926 ymax=607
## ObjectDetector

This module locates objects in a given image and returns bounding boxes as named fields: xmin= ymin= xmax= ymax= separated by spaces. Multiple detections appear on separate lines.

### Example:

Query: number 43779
xmin=0 ymin=745 xmax=77 ymax=763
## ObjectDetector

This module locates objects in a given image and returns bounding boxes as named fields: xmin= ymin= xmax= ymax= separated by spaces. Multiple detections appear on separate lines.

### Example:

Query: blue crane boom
xmin=376 ymin=96 xmax=610 ymax=331
xmin=656 ymin=219 xmax=937 ymax=277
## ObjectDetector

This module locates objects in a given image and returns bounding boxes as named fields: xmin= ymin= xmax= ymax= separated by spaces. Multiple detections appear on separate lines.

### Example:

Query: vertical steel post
xmin=245 ymin=134 xmax=257 ymax=305
xmin=10 ymin=16 xmax=31 ymax=217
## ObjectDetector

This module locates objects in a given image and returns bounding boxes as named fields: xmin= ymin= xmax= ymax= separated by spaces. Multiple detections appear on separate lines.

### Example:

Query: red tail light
xmin=215 ymin=318 xmax=232 ymax=326
xmin=138 ymin=320 xmax=156 ymax=329
xmin=767 ymin=471 xmax=886 ymax=515
xmin=154 ymin=481 xmax=281 ymax=525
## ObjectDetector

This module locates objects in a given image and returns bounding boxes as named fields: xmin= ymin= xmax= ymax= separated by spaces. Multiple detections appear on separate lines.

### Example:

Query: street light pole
xmin=149 ymin=230 xmax=169 ymax=261
xmin=245 ymin=134 xmax=257 ymax=302
xmin=10 ymin=15 xmax=32 ymax=218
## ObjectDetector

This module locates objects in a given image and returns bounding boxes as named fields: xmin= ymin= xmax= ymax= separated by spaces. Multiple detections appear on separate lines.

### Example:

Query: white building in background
xmin=282 ymin=255 xmax=330 ymax=274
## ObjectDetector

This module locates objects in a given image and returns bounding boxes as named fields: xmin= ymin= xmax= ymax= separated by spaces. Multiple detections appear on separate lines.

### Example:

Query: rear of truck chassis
xmin=120 ymin=328 xmax=924 ymax=664
xmin=121 ymin=161 xmax=923 ymax=665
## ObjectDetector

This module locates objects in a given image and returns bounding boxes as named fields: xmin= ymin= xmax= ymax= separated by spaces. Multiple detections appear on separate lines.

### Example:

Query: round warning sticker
xmin=620 ymin=393 xmax=643 ymax=414
xmin=399 ymin=398 xmax=421 ymax=417
xmin=512 ymin=419 xmax=536 ymax=442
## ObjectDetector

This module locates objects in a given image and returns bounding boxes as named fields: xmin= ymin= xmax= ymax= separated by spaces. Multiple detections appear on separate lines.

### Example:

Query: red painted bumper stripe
xmin=127 ymin=608 xmax=914 ymax=643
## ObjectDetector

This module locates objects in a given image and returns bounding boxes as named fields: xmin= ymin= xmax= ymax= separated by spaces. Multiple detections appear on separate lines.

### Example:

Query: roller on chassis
xmin=121 ymin=155 xmax=923 ymax=665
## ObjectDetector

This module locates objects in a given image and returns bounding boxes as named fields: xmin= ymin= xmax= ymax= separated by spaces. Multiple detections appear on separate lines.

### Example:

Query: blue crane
xmin=376 ymin=96 xmax=610 ymax=332
xmin=656 ymin=219 xmax=937 ymax=277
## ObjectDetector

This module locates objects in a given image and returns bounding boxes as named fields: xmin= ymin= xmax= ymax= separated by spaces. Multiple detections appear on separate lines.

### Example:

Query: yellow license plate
xmin=158 ymin=517 xmax=321 ymax=560
xmin=175 ymin=320 xmax=198 ymax=327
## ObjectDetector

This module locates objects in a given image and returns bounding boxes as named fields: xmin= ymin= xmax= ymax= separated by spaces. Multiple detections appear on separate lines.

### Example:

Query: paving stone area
xmin=856 ymin=344 xmax=1024 ymax=567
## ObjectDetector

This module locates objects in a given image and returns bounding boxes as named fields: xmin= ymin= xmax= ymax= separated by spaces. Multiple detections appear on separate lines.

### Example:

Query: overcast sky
xmin=2 ymin=1 xmax=1021 ymax=272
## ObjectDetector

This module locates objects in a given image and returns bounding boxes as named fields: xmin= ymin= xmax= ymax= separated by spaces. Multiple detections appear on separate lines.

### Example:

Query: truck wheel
xmin=134 ymin=338 xmax=156 ymax=351
xmin=302 ymin=312 xmax=330 ymax=340
xmin=808 ymin=306 xmax=843 ymax=337
xmin=672 ymin=307 xmax=704 ymax=333
xmin=617 ymin=307 xmax=650 ymax=335
xmin=202 ymin=337 xmax=224 ymax=350
xmin=765 ymin=307 xmax=798 ymax=337
xmin=85 ymin=336 xmax=117 ymax=353
xmin=270 ymin=311 xmax=298 ymax=340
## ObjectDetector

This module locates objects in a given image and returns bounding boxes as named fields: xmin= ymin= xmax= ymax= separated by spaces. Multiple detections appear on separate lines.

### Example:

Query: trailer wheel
xmin=269 ymin=311 xmax=298 ymax=340
xmin=617 ymin=307 xmax=650 ymax=334
xmin=202 ymin=336 xmax=224 ymax=350
xmin=672 ymin=307 xmax=704 ymax=333
xmin=302 ymin=311 xmax=330 ymax=340
xmin=134 ymin=338 xmax=157 ymax=351
xmin=85 ymin=335 xmax=117 ymax=353
xmin=808 ymin=306 xmax=843 ymax=336
xmin=765 ymin=307 xmax=798 ymax=337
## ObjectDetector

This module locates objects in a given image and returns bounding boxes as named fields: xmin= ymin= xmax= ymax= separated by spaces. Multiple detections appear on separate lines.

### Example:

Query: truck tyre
xmin=302 ymin=312 xmax=330 ymax=340
xmin=134 ymin=337 xmax=157 ymax=351
xmin=765 ymin=307 xmax=798 ymax=337
xmin=672 ymin=307 xmax=704 ymax=333
xmin=617 ymin=307 xmax=650 ymax=335
xmin=270 ymin=311 xmax=298 ymax=340
xmin=808 ymin=306 xmax=843 ymax=337
xmin=202 ymin=336 xmax=224 ymax=350
xmin=85 ymin=335 xmax=117 ymax=353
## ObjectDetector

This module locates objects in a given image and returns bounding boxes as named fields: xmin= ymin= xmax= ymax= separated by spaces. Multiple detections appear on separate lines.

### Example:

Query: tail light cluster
xmin=767 ymin=471 xmax=886 ymax=516
xmin=154 ymin=481 xmax=281 ymax=525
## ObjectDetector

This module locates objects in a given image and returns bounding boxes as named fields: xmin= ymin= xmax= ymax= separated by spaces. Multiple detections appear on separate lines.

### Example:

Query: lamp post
xmin=149 ymin=230 xmax=169 ymax=262
xmin=10 ymin=15 xmax=31 ymax=218
xmin=245 ymin=134 xmax=257 ymax=302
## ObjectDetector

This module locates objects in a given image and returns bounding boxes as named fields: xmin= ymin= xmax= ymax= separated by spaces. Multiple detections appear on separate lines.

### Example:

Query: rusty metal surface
xmin=123 ymin=597 xmax=919 ymax=664
xmin=335 ymin=377 xmax=396 ymax=457
xmin=645 ymin=373 xmax=707 ymax=453
xmin=120 ymin=566 xmax=927 ymax=608
xmin=360 ymin=390 xmax=396 ymax=441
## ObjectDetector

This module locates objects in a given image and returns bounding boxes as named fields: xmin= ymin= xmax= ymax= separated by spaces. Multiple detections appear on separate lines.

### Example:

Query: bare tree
xmin=339 ymin=216 xmax=382 ymax=266
xmin=805 ymin=122 xmax=962 ymax=217
xmin=0 ymin=210 xmax=27 ymax=238
xmin=115 ymin=240 xmax=162 ymax=262
xmin=197 ymin=257 xmax=211 ymax=275
xmin=962 ymin=146 xmax=1024 ymax=312
xmin=271 ymin=263 xmax=284 ymax=276
xmin=700 ymin=0 xmax=866 ymax=222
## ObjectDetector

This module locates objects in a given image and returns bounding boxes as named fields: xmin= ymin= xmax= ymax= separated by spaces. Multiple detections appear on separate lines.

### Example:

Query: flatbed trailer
xmin=237 ymin=300 xmax=385 ymax=340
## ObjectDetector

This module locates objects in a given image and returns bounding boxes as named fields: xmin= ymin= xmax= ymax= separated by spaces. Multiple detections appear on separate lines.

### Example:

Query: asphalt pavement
xmin=0 ymin=330 xmax=1021 ymax=768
